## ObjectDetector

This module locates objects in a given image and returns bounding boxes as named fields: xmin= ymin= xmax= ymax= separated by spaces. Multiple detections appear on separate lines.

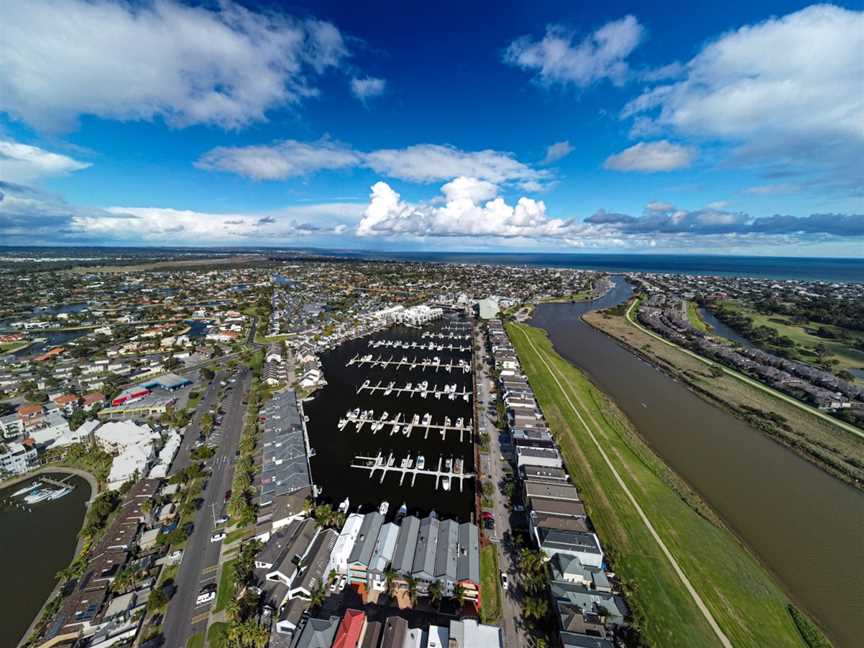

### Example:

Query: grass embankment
xmin=185 ymin=632 xmax=204 ymax=648
xmin=584 ymin=308 xmax=864 ymax=488
xmin=479 ymin=544 xmax=501 ymax=625
xmin=213 ymin=559 xmax=238 ymax=613
xmin=507 ymin=321 xmax=820 ymax=648
xmin=687 ymin=301 xmax=711 ymax=334
xmin=207 ymin=622 xmax=229 ymax=648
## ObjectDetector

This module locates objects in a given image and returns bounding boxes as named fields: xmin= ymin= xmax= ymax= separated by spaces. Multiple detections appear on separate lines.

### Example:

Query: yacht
xmin=12 ymin=481 xmax=41 ymax=498
xmin=379 ymin=501 xmax=390 ymax=516
xmin=381 ymin=411 xmax=389 ymax=421
xmin=455 ymin=417 xmax=464 ymax=428
xmin=396 ymin=502 xmax=408 ymax=519
xmin=422 ymin=412 xmax=432 ymax=426
xmin=338 ymin=497 xmax=351 ymax=513
xmin=441 ymin=476 xmax=451 ymax=491
xmin=337 ymin=418 xmax=348 ymax=430
xmin=416 ymin=455 xmax=426 ymax=470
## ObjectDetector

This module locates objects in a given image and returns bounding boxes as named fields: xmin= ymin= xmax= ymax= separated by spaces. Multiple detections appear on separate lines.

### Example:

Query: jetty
xmin=340 ymin=409 xmax=472 ymax=441
xmin=356 ymin=379 xmax=471 ymax=401
xmin=346 ymin=354 xmax=471 ymax=373
xmin=350 ymin=452 xmax=475 ymax=491
xmin=420 ymin=331 xmax=470 ymax=341
xmin=367 ymin=338 xmax=471 ymax=353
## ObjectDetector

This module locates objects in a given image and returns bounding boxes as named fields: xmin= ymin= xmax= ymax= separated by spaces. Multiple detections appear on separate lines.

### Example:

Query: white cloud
xmin=603 ymin=140 xmax=696 ymax=172
xmin=707 ymin=200 xmax=729 ymax=209
xmin=351 ymin=77 xmax=387 ymax=103
xmin=0 ymin=139 xmax=91 ymax=184
xmin=356 ymin=178 xmax=573 ymax=239
xmin=744 ymin=183 xmax=799 ymax=195
xmin=622 ymin=4 xmax=864 ymax=188
xmin=0 ymin=0 xmax=349 ymax=131
xmin=197 ymin=140 xmax=552 ymax=188
xmin=504 ymin=16 xmax=643 ymax=87
xmin=195 ymin=138 xmax=361 ymax=180
xmin=541 ymin=141 xmax=574 ymax=165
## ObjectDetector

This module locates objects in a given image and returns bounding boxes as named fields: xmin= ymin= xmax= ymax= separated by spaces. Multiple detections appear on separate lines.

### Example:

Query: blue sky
xmin=0 ymin=0 xmax=861 ymax=255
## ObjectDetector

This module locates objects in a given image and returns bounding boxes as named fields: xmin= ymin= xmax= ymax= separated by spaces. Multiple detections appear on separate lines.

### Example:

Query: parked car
xmin=500 ymin=572 xmax=509 ymax=590
xmin=210 ymin=532 xmax=226 ymax=543
xmin=215 ymin=516 xmax=229 ymax=525
xmin=196 ymin=584 xmax=217 ymax=605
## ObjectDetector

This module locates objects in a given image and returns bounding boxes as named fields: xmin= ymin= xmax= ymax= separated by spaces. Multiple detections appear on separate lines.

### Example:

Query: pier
xmin=356 ymin=379 xmax=472 ymax=401
xmin=346 ymin=354 xmax=471 ymax=373
xmin=420 ymin=331 xmax=470 ymax=341
xmin=367 ymin=338 xmax=471 ymax=353
xmin=340 ymin=409 xmax=473 ymax=441
xmin=350 ymin=452 xmax=475 ymax=491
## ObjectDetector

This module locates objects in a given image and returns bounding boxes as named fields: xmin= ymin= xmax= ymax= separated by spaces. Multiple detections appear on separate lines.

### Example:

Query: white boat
xmin=338 ymin=418 xmax=348 ymax=430
xmin=442 ymin=476 xmax=451 ymax=491
xmin=455 ymin=417 xmax=464 ymax=428
xmin=445 ymin=458 xmax=453 ymax=471
xmin=338 ymin=497 xmax=351 ymax=513
xmin=396 ymin=502 xmax=408 ymax=519
xmin=379 ymin=501 xmax=389 ymax=516
xmin=381 ymin=411 xmax=389 ymax=421
xmin=422 ymin=413 xmax=432 ymax=426
xmin=416 ymin=455 xmax=426 ymax=470
xmin=12 ymin=481 xmax=41 ymax=498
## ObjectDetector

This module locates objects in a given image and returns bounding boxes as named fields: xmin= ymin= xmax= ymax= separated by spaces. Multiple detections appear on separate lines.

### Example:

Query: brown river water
xmin=530 ymin=278 xmax=864 ymax=648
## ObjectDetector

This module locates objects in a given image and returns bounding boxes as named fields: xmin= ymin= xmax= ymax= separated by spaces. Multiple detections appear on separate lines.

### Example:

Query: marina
xmin=350 ymin=451 xmax=475 ymax=491
xmin=305 ymin=311 xmax=476 ymax=521
xmin=356 ymin=378 xmax=472 ymax=401
xmin=346 ymin=353 xmax=471 ymax=373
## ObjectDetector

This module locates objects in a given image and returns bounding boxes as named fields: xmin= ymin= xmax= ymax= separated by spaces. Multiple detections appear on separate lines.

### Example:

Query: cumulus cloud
xmin=356 ymin=178 xmax=575 ymax=239
xmin=541 ymin=141 xmax=574 ymax=165
xmin=350 ymin=77 xmax=387 ymax=103
xmin=621 ymin=4 xmax=864 ymax=189
xmin=197 ymin=140 xmax=552 ymax=189
xmin=603 ymin=140 xmax=696 ymax=172
xmin=0 ymin=139 xmax=91 ymax=184
xmin=504 ymin=16 xmax=643 ymax=87
xmin=0 ymin=0 xmax=350 ymax=131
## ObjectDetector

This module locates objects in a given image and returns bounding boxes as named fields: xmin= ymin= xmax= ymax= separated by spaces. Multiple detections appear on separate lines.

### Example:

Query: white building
xmin=0 ymin=442 xmax=37 ymax=476
xmin=148 ymin=430 xmax=181 ymax=479
xmin=94 ymin=420 xmax=160 ymax=490
xmin=328 ymin=513 xmax=364 ymax=576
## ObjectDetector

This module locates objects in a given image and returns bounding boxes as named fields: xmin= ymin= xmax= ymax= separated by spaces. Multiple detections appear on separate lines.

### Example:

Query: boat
xmin=11 ymin=481 xmax=41 ymax=497
xmin=445 ymin=458 xmax=453 ymax=471
xmin=338 ymin=497 xmax=351 ymax=513
xmin=379 ymin=501 xmax=390 ymax=516
xmin=442 ymin=476 xmax=451 ymax=491
xmin=455 ymin=417 xmax=464 ymax=428
xmin=338 ymin=418 xmax=348 ymax=430
xmin=454 ymin=458 xmax=463 ymax=474
xmin=381 ymin=411 xmax=389 ymax=421
xmin=396 ymin=502 xmax=408 ymax=519
xmin=416 ymin=455 xmax=426 ymax=470
xmin=422 ymin=413 xmax=431 ymax=426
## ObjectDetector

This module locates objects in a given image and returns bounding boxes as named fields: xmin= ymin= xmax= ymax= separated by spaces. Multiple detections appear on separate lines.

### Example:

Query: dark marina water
xmin=0 ymin=474 xmax=91 ymax=647
xmin=185 ymin=319 xmax=210 ymax=338
xmin=12 ymin=329 xmax=89 ymax=358
xmin=305 ymin=312 xmax=475 ymax=521
xmin=530 ymin=279 xmax=864 ymax=647
xmin=32 ymin=303 xmax=88 ymax=316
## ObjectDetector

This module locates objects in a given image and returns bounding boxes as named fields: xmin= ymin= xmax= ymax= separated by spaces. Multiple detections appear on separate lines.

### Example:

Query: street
xmin=161 ymin=367 xmax=251 ymax=648
xmin=474 ymin=327 xmax=527 ymax=648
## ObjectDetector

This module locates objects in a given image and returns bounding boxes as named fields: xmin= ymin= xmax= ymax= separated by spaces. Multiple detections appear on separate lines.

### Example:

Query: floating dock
xmin=420 ymin=331 xmax=470 ymax=341
xmin=340 ymin=409 xmax=473 ymax=441
xmin=356 ymin=379 xmax=471 ymax=401
xmin=367 ymin=338 xmax=471 ymax=353
xmin=350 ymin=452 xmax=475 ymax=491
xmin=346 ymin=354 xmax=471 ymax=373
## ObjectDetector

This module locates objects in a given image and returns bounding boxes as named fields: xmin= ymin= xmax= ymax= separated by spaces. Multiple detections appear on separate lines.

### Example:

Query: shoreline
xmin=583 ymin=303 xmax=863 ymax=490
xmin=1 ymin=467 xmax=99 ymax=648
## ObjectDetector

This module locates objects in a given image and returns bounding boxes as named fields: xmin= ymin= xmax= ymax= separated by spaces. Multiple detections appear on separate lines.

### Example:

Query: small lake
xmin=0 ymin=474 xmax=91 ymax=647
xmin=530 ymin=278 xmax=864 ymax=648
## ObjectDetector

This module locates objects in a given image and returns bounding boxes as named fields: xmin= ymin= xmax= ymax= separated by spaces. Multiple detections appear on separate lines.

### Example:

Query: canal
xmin=530 ymin=278 xmax=864 ymax=648
xmin=0 ymin=474 xmax=91 ymax=647
xmin=305 ymin=311 xmax=475 ymax=522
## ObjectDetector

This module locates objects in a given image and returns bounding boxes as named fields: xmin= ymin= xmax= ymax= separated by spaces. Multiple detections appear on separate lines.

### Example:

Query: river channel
xmin=529 ymin=278 xmax=864 ymax=647
xmin=0 ymin=474 xmax=91 ymax=647
xmin=305 ymin=311 xmax=475 ymax=521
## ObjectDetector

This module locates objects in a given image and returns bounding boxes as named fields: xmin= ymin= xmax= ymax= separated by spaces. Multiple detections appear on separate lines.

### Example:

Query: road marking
xmin=201 ymin=564 xmax=218 ymax=575
xmin=624 ymin=299 xmax=864 ymax=441
xmin=515 ymin=325 xmax=733 ymax=648
xmin=191 ymin=611 xmax=210 ymax=624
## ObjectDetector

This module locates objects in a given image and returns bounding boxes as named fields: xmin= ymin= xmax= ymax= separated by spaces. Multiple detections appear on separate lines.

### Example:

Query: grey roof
xmin=412 ymin=515 xmax=439 ymax=579
xmin=521 ymin=466 xmax=569 ymax=481
xmin=434 ymin=519 xmax=459 ymax=582
xmin=380 ymin=616 xmax=409 ymax=648
xmin=360 ymin=620 xmax=382 ymax=648
xmin=277 ymin=597 xmax=308 ymax=627
xmin=294 ymin=528 xmax=337 ymax=594
xmin=259 ymin=390 xmax=311 ymax=502
xmin=456 ymin=522 xmax=480 ymax=584
xmin=525 ymin=481 xmax=580 ymax=502
xmin=256 ymin=519 xmax=301 ymax=567
xmin=559 ymin=632 xmax=614 ymax=648
xmin=369 ymin=522 xmax=400 ymax=576
xmin=269 ymin=518 xmax=318 ymax=580
xmin=347 ymin=512 xmax=384 ymax=567
xmin=540 ymin=529 xmax=601 ymax=555
xmin=293 ymin=615 xmax=340 ymax=648
xmin=391 ymin=515 xmax=420 ymax=575
xmin=529 ymin=497 xmax=586 ymax=518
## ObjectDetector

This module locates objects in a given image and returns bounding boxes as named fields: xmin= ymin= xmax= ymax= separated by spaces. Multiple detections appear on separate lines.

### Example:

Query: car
xmin=500 ymin=572 xmax=509 ymax=590
xmin=215 ymin=516 xmax=229 ymax=525
xmin=513 ymin=505 xmax=525 ymax=512
xmin=196 ymin=584 xmax=217 ymax=605
xmin=211 ymin=532 xmax=226 ymax=543
xmin=480 ymin=511 xmax=495 ymax=521
xmin=337 ymin=575 xmax=347 ymax=592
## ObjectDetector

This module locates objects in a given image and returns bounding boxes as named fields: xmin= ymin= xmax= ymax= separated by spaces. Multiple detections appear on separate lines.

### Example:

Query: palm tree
xmin=523 ymin=595 xmax=548 ymax=623
xmin=405 ymin=575 xmax=418 ymax=606
xmin=452 ymin=582 xmax=466 ymax=607
xmin=383 ymin=567 xmax=397 ymax=597
xmin=428 ymin=579 xmax=443 ymax=608
xmin=309 ymin=580 xmax=327 ymax=610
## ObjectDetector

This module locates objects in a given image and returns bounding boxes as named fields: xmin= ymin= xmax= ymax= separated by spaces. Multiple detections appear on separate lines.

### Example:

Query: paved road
xmin=161 ymin=367 xmax=251 ymax=648
xmin=170 ymin=371 xmax=223 ymax=475
xmin=474 ymin=328 xmax=527 ymax=648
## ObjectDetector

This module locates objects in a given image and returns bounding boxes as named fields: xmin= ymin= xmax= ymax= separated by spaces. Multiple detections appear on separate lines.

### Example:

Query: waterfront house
xmin=411 ymin=514 xmax=440 ymax=594
xmin=329 ymin=513 xmax=364 ymax=576
xmin=332 ymin=608 xmax=366 ymax=648
xmin=390 ymin=514 xmax=420 ymax=590
xmin=292 ymin=614 xmax=340 ymax=648
xmin=368 ymin=522 xmax=400 ymax=592
xmin=448 ymin=619 xmax=502 ymax=647
xmin=288 ymin=528 xmax=338 ymax=600
xmin=434 ymin=518 xmax=460 ymax=596
xmin=538 ymin=528 xmax=604 ymax=569
xmin=347 ymin=511 xmax=384 ymax=587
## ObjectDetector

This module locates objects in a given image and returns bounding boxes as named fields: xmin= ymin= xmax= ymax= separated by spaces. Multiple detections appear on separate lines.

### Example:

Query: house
xmin=448 ymin=619 xmax=502 ymax=648
xmin=368 ymin=522 xmax=400 ymax=592
xmin=379 ymin=616 xmax=409 ymax=648
xmin=411 ymin=514 xmax=439 ymax=593
xmin=426 ymin=625 xmax=449 ymax=648
xmin=332 ymin=608 xmax=366 ymax=648
xmin=52 ymin=393 xmax=80 ymax=415
xmin=264 ymin=518 xmax=319 ymax=586
xmin=82 ymin=392 xmax=106 ymax=412
xmin=456 ymin=522 xmax=481 ymax=608
xmin=434 ymin=518 xmax=459 ymax=596
xmin=347 ymin=511 xmax=384 ymax=586
xmin=0 ymin=441 xmax=37 ymax=475
xmin=288 ymin=528 xmax=337 ymax=600
xmin=292 ymin=614 xmax=340 ymax=648
xmin=538 ymin=528 xmax=604 ymax=569
xmin=329 ymin=513 xmax=364 ymax=576
xmin=390 ymin=515 xmax=420 ymax=587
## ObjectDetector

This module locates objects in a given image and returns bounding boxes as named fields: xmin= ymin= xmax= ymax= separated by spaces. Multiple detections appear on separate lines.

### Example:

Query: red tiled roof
xmin=333 ymin=608 xmax=366 ymax=648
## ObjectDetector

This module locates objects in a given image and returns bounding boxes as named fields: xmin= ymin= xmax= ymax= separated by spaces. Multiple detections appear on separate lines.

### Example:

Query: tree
xmin=406 ymin=575 xmax=418 ymax=606
xmin=309 ymin=580 xmax=327 ymax=610
xmin=68 ymin=409 xmax=87 ymax=431
xmin=452 ymin=582 xmax=466 ymax=606
xmin=523 ymin=595 xmax=548 ymax=623
xmin=428 ymin=579 xmax=443 ymax=608
xmin=148 ymin=586 xmax=168 ymax=612
xmin=200 ymin=367 xmax=215 ymax=381
xmin=384 ymin=567 xmax=398 ymax=597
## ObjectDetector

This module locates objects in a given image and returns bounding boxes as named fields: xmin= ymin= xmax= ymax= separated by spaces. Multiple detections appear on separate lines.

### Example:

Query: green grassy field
xmin=720 ymin=301 xmax=864 ymax=380
xmin=207 ymin=621 xmax=229 ymax=648
xmin=186 ymin=632 xmax=204 ymax=648
xmin=479 ymin=544 xmax=501 ymax=624
xmin=687 ymin=301 xmax=711 ymax=334
xmin=507 ymin=321 xmax=819 ymax=648
xmin=213 ymin=558 xmax=237 ymax=613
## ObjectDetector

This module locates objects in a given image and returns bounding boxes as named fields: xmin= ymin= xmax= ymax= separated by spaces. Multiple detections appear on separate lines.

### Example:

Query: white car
xmin=338 ymin=575 xmax=348 ymax=592
xmin=210 ymin=532 xmax=226 ymax=543
xmin=500 ymin=572 xmax=509 ymax=590
xmin=215 ymin=516 xmax=229 ymax=525
xmin=196 ymin=586 xmax=217 ymax=605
